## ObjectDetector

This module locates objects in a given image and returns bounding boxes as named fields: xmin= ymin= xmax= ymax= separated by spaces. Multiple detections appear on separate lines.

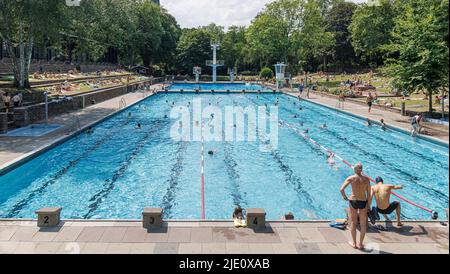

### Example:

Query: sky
xmin=161 ymin=0 xmax=367 ymax=29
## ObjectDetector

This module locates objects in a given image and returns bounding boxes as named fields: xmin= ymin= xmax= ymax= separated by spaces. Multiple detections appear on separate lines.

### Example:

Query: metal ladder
xmin=118 ymin=97 xmax=127 ymax=110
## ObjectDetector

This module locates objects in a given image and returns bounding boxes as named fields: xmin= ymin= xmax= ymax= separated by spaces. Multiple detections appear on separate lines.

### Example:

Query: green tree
xmin=297 ymin=0 xmax=335 ymax=72
xmin=350 ymin=0 xmax=399 ymax=66
xmin=175 ymin=28 xmax=212 ymax=74
xmin=221 ymin=26 xmax=247 ymax=72
xmin=385 ymin=0 xmax=449 ymax=113
xmin=326 ymin=0 xmax=358 ymax=71
xmin=0 ymin=0 xmax=67 ymax=88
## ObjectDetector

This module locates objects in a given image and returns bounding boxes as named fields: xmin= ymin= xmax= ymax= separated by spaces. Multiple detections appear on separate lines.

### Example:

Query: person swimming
xmin=85 ymin=126 xmax=94 ymax=134
xmin=321 ymin=123 xmax=328 ymax=129
xmin=304 ymin=129 xmax=309 ymax=134
xmin=136 ymin=123 xmax=142 ymax=129
xmin=366 ymin=119 xmax=372 ymax=127
xmin=208 ymin=150 xmax=217 ymax=156
xmin=380 ymin=119 xmax=387 ymax=131
xmin=327 ymin=153 xmax=335 ymax=166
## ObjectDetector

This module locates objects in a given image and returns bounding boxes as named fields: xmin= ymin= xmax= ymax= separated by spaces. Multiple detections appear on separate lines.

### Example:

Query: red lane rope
xmin=279 ymin=119 xmax=435 ymax=215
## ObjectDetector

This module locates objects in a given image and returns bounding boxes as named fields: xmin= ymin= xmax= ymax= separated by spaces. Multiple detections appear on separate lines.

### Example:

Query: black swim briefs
xmin=350 ymin=200 xmax=368 ymax=210
xmin=377 ymin=201 xmax=400 ymax=215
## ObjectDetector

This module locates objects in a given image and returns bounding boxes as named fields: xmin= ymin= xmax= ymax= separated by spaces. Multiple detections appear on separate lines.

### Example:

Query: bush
xmin=259 ymin=67 xmax=274 ymax=80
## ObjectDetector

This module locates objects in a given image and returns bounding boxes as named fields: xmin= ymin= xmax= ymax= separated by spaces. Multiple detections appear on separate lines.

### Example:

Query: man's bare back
xmin=372 ymin=184 xmax=394 ymax=210
xmin=347 ymin=174 xmax=371 ymax=201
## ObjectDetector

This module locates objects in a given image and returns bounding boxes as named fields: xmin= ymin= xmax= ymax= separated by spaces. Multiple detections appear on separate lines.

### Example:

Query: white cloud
xmin=161 ymin=0 xmax=367 ymax=28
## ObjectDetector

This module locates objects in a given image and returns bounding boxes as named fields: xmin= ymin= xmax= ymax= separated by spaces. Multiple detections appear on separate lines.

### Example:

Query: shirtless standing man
xmin=370 ymin=177 xmax=403 ymax=227
xmin=340 ymin=163 xmax=372 ymax=249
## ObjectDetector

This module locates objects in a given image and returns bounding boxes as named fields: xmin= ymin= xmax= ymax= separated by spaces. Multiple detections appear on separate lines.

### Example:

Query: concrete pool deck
xmin=0 ymin=220 xmax=448 ymax=254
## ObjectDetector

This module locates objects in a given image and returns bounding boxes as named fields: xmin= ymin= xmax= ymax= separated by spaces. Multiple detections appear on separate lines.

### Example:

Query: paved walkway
xmin=284 ymin=90 xmax=449 ymax=144
xmin=0 ymin=220 xmax=447 ymax=254
xmin=0 ymin=84 xmax=163 ymax=170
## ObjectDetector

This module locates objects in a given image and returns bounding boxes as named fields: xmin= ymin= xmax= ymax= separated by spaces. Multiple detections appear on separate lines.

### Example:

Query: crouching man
xmin=371 ymin=177 xmax=403 ymax=227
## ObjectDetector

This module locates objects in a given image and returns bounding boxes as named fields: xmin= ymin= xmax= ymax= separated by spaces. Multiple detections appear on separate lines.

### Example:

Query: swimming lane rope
xmin=279 ymin=119 xmax=439 ymax=220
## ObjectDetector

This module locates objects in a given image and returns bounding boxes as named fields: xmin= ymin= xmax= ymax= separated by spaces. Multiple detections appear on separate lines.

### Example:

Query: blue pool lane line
xmin=275 ymin=96 xmax=449 ymax=202
xmin=223 ymin=142 xmax=245 ymax=208
xmin=2 ymin=118 xmax=134 ymax=218
xmin=83 ymin=119 xmax=170 ymax=219
xmin=260 ymin=95 xmax=448 ymax=199
xmin=160 ymin=142 xmax=188 ymax=219
xmin=244 ymin=95 xmax=321 ymax=215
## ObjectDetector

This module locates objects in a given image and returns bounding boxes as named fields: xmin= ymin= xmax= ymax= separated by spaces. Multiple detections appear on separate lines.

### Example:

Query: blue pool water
xmin=167 ymin=83 xmax=271 ymax=91
xmin=0 ymin=93 xmax=448 ymax=220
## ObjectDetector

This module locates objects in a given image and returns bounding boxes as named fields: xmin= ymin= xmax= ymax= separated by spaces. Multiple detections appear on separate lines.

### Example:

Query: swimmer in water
xmin=380 ymin=119 xmax=387 ymax=131
xmin=292 ymin=115 xmax=298 ymax=118
xmin=327 ymin=153 xmax=335 ymax=167
xmin=136 ymin=123 xmax=142 ymax=129
xmin=304 ymin=129 xmax=309 ymax=134
xmin=128 ymin=112 xmax=132 ymax=118
xmin=164 ymin=115 xmax=168 ymax=119
xmin=300 ymin=122 xmax=304 ymax=126
xmin=85 ymin=126 xmax=94 ymax=134
xmin=321 ymin=123 xmax=328 ymax=129
xmin=366 ymin=119 xmax=372 ymax=127
xmin=208 ymin=150 xmax=218 ymax=156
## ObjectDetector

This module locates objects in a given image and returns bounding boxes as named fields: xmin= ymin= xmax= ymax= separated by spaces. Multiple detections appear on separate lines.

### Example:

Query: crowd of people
xmin=47 ymin=75 xmax=142 ymax=95
xmin=31 ymin=68 xmax=129 ymax=81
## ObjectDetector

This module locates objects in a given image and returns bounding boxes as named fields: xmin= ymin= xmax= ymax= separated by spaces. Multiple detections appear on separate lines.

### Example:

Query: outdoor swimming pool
xmin=167 ymin=82 xmax=271 ymax=91
xmin=0 ymin=93 xmax=448 ymax=220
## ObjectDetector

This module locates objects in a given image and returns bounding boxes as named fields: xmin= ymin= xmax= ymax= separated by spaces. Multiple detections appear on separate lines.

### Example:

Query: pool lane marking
xmin=200 ymin=129 xmax=206 ymax=220
xmin=160 ymin=142 xmax=188 ymax=218
xmin=2 ymin=118 xmax=134 ymax=218
xmin=277 ymin=94 xmax=448 ymax=167
xmin=279 ymin=119 xmax=436 ymax=215
xmin=83 ymin=119 xmax=170 ymax=219
xmin=254 ymin=94 xmax=437 ymax=216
